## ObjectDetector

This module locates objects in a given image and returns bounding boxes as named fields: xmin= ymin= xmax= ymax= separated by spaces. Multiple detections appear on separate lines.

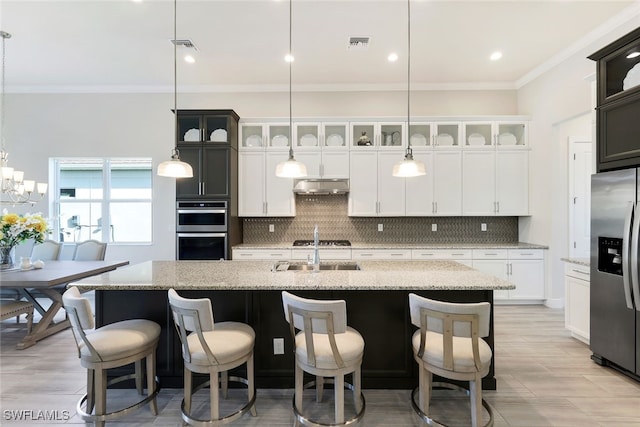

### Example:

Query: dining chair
xmin=30 ymin=239 xmax=62 ymax=261
xmin=73 ymin=240 xmax=107 ymax=261
xmin=281 ymin=291 xmax=366 ymax=426
xmin=408 ymin=293 xmax=494 ymax=427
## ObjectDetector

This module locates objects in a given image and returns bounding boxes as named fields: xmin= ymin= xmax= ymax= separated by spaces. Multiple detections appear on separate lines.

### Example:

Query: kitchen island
xmin=73 ymin=260 xmax=514 ymax=390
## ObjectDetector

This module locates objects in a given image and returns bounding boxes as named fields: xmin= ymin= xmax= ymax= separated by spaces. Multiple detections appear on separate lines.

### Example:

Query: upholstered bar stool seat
xmin=409 ymin=293 xmax=494 ymax=427
xmin=62 ymin=287 xmax=160 ymax=427
xmin=168 ymin=288 xmax=257 ymax=426
xmin=282 ymin=291 xmax=366 ymax=427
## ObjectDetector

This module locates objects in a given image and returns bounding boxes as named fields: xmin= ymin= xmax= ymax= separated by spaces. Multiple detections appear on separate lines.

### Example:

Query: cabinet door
xmin=565 ymin=275 xmax=590 ymax=342
xmin=294 ymin=152 xmax=322 ymax=178
xmin=509 ymin=259 xmax=544 ymax=300
xmin=377 ymin=152 xmax=406 ymax=216
xmin=472 ymin=259 xmax=509 ymax=300
xmin=202 ymin=147 xmax=230 ymax=198
xmin=433 ymin=151 xmax=462 ymax=215
xmin=349 ymin=152 xmax=378 ymax=216
xmin=405 ymin=152 xmax=434 ymax=216
xmin=496 ymin=151 xmax=529 ymax=215
xmin=265 ymin=153 xmax=295 ymax=216
xmin=238 ymin=152 xmax=265 ymax=216
xmin=462 ymin=151 xmax=495 ymax=215
xmin=321 ymin=151 xmax=349 ymax=178
xmin=175 ymin=145 xmax=202 ymax=198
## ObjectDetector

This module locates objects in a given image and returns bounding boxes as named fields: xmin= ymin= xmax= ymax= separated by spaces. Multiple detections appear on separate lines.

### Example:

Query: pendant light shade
xmin=275 ymin=0 xmax=307 ymax=178
xmin=392 ymin=0 xmax=426 ymax=178
xmin=157 ymin=0 xmax=193 ymax=179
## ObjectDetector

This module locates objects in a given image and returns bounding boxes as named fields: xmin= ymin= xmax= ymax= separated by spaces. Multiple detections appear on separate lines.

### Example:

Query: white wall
xmin=517 ymin=16 xmax=640 ymax=307
xmin=8 ymin=89 xmax=517 ymax=263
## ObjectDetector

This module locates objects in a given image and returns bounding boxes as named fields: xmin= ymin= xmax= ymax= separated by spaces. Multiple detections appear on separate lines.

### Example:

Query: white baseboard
xmin=544 ymin=298 xmax=564 ymax=309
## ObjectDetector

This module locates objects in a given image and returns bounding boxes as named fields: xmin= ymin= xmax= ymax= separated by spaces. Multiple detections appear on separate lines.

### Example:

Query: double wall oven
xmin=176 ymin=201 xmax=228 ymax=260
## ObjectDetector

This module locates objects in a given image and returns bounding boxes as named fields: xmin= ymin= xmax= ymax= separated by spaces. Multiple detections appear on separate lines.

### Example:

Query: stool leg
xmin=419 ymin=363 xmax=432 ymax=414
xmin=95 ymin=368 xmax=107 ymax=427
xmin=316 ymin=376 xmax=324 ymax=403
xmin=146 ymin=352 xmax=158 ymax=415
xmin=135 ymin=359 xmax=143 ymax=395
xmin=86 ymin=369 xmax=95 ymax=414
xmin=469 ymin=373 xmax=482 ymax=427
xmin=184 ymin=367 xmax=192 ymax=416
xmin=248 ymin=352 xmax=257 ymax=416
xmin=221 ymin=370 xmax=228 ymax=399
xmin=295 ymin=363 xmax=303 ymax=413
xmin=210 ymin=368 xmax=220 ymax=421
xmin=335 ymin=374 xmax=344 ymax=424
xmin=353 ymin=366 xmax=362 ymax=413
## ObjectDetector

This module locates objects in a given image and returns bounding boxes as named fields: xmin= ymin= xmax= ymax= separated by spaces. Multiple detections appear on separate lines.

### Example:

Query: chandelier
xmin=0 ymin=31 xmax=47 ymax=205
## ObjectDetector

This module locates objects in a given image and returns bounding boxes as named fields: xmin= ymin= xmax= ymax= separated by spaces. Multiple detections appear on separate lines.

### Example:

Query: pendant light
xmin=157 ymin=0 xmax=193 ymax=178
xmin=275 ymin=0 xmax=307 ymax=178
xmin=392 ymin=0 xmax=426 ymax=178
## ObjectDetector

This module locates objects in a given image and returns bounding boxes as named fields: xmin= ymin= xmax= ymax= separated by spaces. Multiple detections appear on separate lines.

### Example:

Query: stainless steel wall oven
xmin=176 ymin=201 xmax=228 ymax=260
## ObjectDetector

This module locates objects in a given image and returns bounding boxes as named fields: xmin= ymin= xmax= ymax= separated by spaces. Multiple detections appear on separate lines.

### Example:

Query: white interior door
xmin=569 ymin=140 xmax=592 ymax=258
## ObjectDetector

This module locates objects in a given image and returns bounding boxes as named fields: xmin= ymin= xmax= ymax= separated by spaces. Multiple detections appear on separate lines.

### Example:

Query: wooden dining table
xmin=0 ymin=260 xmax=129 ymax=349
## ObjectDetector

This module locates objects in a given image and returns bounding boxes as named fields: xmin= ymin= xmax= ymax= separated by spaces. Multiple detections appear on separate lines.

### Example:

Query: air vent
xmin=171 ymin=39 xmax=198 ymax=50
xmin=348 ymin=36 xmax=370 ymax=50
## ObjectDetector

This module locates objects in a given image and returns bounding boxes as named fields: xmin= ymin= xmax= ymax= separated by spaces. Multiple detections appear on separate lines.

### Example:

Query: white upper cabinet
xmin=495 ymin=150 xmax=529 ymax=215
xmin=432 ymin=122 xmax=462 ymax=149
xmin=293 ymin=122 xmax=349 ymax=179
xmin=405 ymin=151 xmax=434 ymax=216
xmin=349 ymin=151 xmax=405 ymax=216
xmin=432 ymin=151 xmax=463 ymax=215
xmin=462 ymin=150 xmax=496 ymax=215
xmin=238 ymin=151 xmax=295 ymax=217
xmin=350 ymin=122 xmax=406 ymax=149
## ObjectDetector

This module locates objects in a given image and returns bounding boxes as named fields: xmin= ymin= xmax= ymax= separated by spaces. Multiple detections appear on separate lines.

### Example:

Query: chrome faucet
xmin=310 ymin=224 xmax=320 ymax=271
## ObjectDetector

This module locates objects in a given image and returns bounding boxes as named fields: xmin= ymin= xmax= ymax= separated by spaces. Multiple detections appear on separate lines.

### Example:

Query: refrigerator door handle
xmin=631 ymin=202 xmax=640 ymax=311
xmin=622 ymin=201 xmax=635 ymax=310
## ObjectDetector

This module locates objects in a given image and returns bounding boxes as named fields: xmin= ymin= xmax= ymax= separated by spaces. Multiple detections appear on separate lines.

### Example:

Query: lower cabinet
xmin=410 ymin=249 xmax=472 ymax=267
xmin=564 ymin=263 xmax=590 ymax=343
xmin=232 ymin=248 xmax=292 ymax=260
xmin=351 ymin=249 xmax=412 ymax=260
xmin=472 ymin=249 xmax=545 ymax=302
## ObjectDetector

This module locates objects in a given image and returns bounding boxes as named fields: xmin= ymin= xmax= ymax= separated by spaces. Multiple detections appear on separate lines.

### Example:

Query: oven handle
xmin=177 ymin=233 xmax=227 ymax=238
xmin=177 ymin=209 xmax=227 ymax=214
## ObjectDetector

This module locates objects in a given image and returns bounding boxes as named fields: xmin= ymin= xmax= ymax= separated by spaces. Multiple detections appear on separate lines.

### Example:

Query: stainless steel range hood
xmin=293 ymin=179 xmax=349 ymax=195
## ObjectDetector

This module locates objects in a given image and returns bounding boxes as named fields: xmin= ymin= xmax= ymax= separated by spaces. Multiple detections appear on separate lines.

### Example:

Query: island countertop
xmin=71 ymin=260 xmax=515 ymax=292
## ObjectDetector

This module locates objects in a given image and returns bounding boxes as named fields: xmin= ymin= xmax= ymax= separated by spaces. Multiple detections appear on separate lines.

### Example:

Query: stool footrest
xmin=293 ymin=379 xmax=366 ymax=427
xmin=410 ymin=381 xmax=494 ymax=427
xmin=77 ymin=374 xmax=160 ymax=423
xmin=181 ymin=375 xmax=256 ymax=427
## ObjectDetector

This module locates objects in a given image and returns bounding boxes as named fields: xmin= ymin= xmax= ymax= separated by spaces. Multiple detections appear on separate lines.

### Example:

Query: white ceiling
xmin=1 ymin=0 xmax=639 ymax=93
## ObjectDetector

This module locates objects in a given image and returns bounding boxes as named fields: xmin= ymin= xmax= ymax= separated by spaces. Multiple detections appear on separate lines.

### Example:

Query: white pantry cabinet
xmin=238 ymin=152 xmax=295 ymax=217
xmin=564 ymin=263 xmax=590 ymax=343
xmin=349 ymin=151 xmax=406 ymax=216
xmin=472 ymin=249 xmax=545 ymax=302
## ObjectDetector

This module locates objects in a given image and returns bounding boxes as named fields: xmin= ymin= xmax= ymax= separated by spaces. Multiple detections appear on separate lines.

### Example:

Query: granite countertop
xmin=561 ymin=257 xmax=590 ymax=267
xmin=234 ymin=242 xmax=548 ymax=250
xmin=71 ymin=260 xmax=515 ymax=292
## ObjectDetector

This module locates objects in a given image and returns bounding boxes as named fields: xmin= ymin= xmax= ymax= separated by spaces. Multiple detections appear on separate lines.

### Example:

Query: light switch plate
xmin=273 ymin=338 xmax=284 ymax=355
xmin=481 ymin=223 xmax=487 ymax=232
xmin=269 ymin=224 xmax=275 ymax=232
xmin=378 ymin=224 xmax=383 ymax=232
xmin=431 ymin=224 xmax=437 ymax=232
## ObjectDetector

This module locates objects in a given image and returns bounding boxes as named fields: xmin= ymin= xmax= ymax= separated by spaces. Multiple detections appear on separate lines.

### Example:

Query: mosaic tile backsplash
xmin=242 ymin=195 xmax=518 ymax=244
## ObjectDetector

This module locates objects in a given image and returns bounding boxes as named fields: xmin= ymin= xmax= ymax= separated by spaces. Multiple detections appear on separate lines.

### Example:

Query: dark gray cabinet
xmin=589 ymin=27 xmax=640 ymax=172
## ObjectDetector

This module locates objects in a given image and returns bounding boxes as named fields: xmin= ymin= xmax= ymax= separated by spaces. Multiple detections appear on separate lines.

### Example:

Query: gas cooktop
xmin=293 ymin=240 xmax=351 ymax=247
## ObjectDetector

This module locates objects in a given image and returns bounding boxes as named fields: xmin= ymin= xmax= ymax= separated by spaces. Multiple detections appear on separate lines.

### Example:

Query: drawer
xmin=565 ymin=263 xmax=590 ymax=280
xmin=290 ymin=248 xmax=352 ymax=260
xmin=471 ymin=249 xmax=508 ymax=260
xmin=232 ymin=249 xmax=291 ymax=260
xmin=352 ymin=249 xmax=412 ymax=260
xmin=508 ymin=249 xmax=544 ymax=260
xmin=412 ymin=249 xmax=472 ymax=260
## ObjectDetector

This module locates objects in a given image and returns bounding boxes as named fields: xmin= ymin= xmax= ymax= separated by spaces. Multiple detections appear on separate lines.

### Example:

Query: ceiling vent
xmin=171 ymin=39 xmax=198 ymax=51
xmin=348 ymin=36 xmax=370 ymax=50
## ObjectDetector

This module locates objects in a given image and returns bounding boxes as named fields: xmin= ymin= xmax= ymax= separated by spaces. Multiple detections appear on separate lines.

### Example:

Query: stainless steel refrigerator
xmin=591 ymin=168 xmax=640 ymax=380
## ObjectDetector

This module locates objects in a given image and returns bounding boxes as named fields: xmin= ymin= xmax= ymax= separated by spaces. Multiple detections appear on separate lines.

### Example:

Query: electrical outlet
xmin=273 ymin=338 xmax=284 ymax=355
xmin=431 ymin=223 xmax=437 ymax=232
xmin=481 ymin=223 xmax=487 ymax=232
xmin=378 ymin=224 xmax=383 ymax=232
xmin=269 ymin=224 xmax=275 ymax=232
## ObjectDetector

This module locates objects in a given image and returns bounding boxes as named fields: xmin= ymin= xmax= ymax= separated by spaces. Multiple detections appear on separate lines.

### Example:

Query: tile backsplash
xmin=242 ymin=195 xmax=518 ymax=244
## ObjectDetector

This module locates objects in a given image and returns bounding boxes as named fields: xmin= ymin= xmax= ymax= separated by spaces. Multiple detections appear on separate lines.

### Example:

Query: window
xmin=52 ymin=158 xmax=152 ymax=244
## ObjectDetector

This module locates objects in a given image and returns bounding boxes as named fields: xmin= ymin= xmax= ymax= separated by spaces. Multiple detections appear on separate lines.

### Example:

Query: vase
xmin=0 ymin=245 xmax=15 ymax=270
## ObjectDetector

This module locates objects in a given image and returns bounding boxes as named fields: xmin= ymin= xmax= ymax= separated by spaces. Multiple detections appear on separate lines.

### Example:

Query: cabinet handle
xmin=452 ymin=253 xmax=465 ymax=256
xmin=360 ymin=253 xmax=373 ymax=257
xmin=434 ymin=202 xmax=438 ymax=213
xmin=485 ymin=252 xmax=498 ymax=256
xmin=572 ymin=269 xmax=589 ymax=275
xmin=263 ymin=202 xmax=267 ymax=215
xmin=520 ymin=252 xmax=534 ymax=256
xmin=496 ymin=201 xmax=500 ymax=213
xmin=390 ymin=253 xmax=404 ymax=256
xmin=201 ymin=182 xmax=205 ymax=195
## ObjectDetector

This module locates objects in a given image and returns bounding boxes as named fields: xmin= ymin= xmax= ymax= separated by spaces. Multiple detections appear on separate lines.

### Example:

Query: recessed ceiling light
xmin=284 ymin=53 xmax=294 ymax=63
xmin=388 ymin=53 xmax=399 ymax=62
xmin=184 ymin=55 xmax=195 ymax=64
xmin=627 ymin=52 xmax=640 ymax=59
xmin=490 ymin=51 xmax=503 ymax=61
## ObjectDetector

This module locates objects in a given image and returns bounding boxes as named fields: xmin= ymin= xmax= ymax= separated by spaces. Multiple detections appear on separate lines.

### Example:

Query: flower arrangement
xmin=0 ymin=210 xmax=48 ymax=248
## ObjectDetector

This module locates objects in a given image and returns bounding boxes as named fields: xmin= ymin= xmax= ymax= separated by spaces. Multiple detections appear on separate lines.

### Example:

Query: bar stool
xmin=281 ymin=291 xmax=366 ymax=427
xmin=168 ymin=289 xmax=257 ymax=426
xmin=408 ymin=293 xmax=494 ymax=427
xmin=62 ymin=287 xmax=160 ymax=427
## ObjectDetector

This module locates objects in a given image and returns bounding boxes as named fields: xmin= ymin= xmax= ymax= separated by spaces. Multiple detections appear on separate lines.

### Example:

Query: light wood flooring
xmin=1 ymin=303 xmax=640 ymax=426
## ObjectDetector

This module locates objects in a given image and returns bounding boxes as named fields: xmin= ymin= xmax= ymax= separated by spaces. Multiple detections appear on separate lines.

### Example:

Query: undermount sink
xmin=273 ymin=262 xmax=361 ymax=271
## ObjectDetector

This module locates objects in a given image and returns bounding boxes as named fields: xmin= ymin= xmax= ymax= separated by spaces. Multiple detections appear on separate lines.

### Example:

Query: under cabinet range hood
xmin=293 ymin=179 xmax=349 ymax=195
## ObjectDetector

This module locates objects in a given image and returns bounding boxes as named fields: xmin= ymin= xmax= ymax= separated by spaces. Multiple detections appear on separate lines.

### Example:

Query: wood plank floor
xmin=1 ymin=303 xmax=639 ymax=426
